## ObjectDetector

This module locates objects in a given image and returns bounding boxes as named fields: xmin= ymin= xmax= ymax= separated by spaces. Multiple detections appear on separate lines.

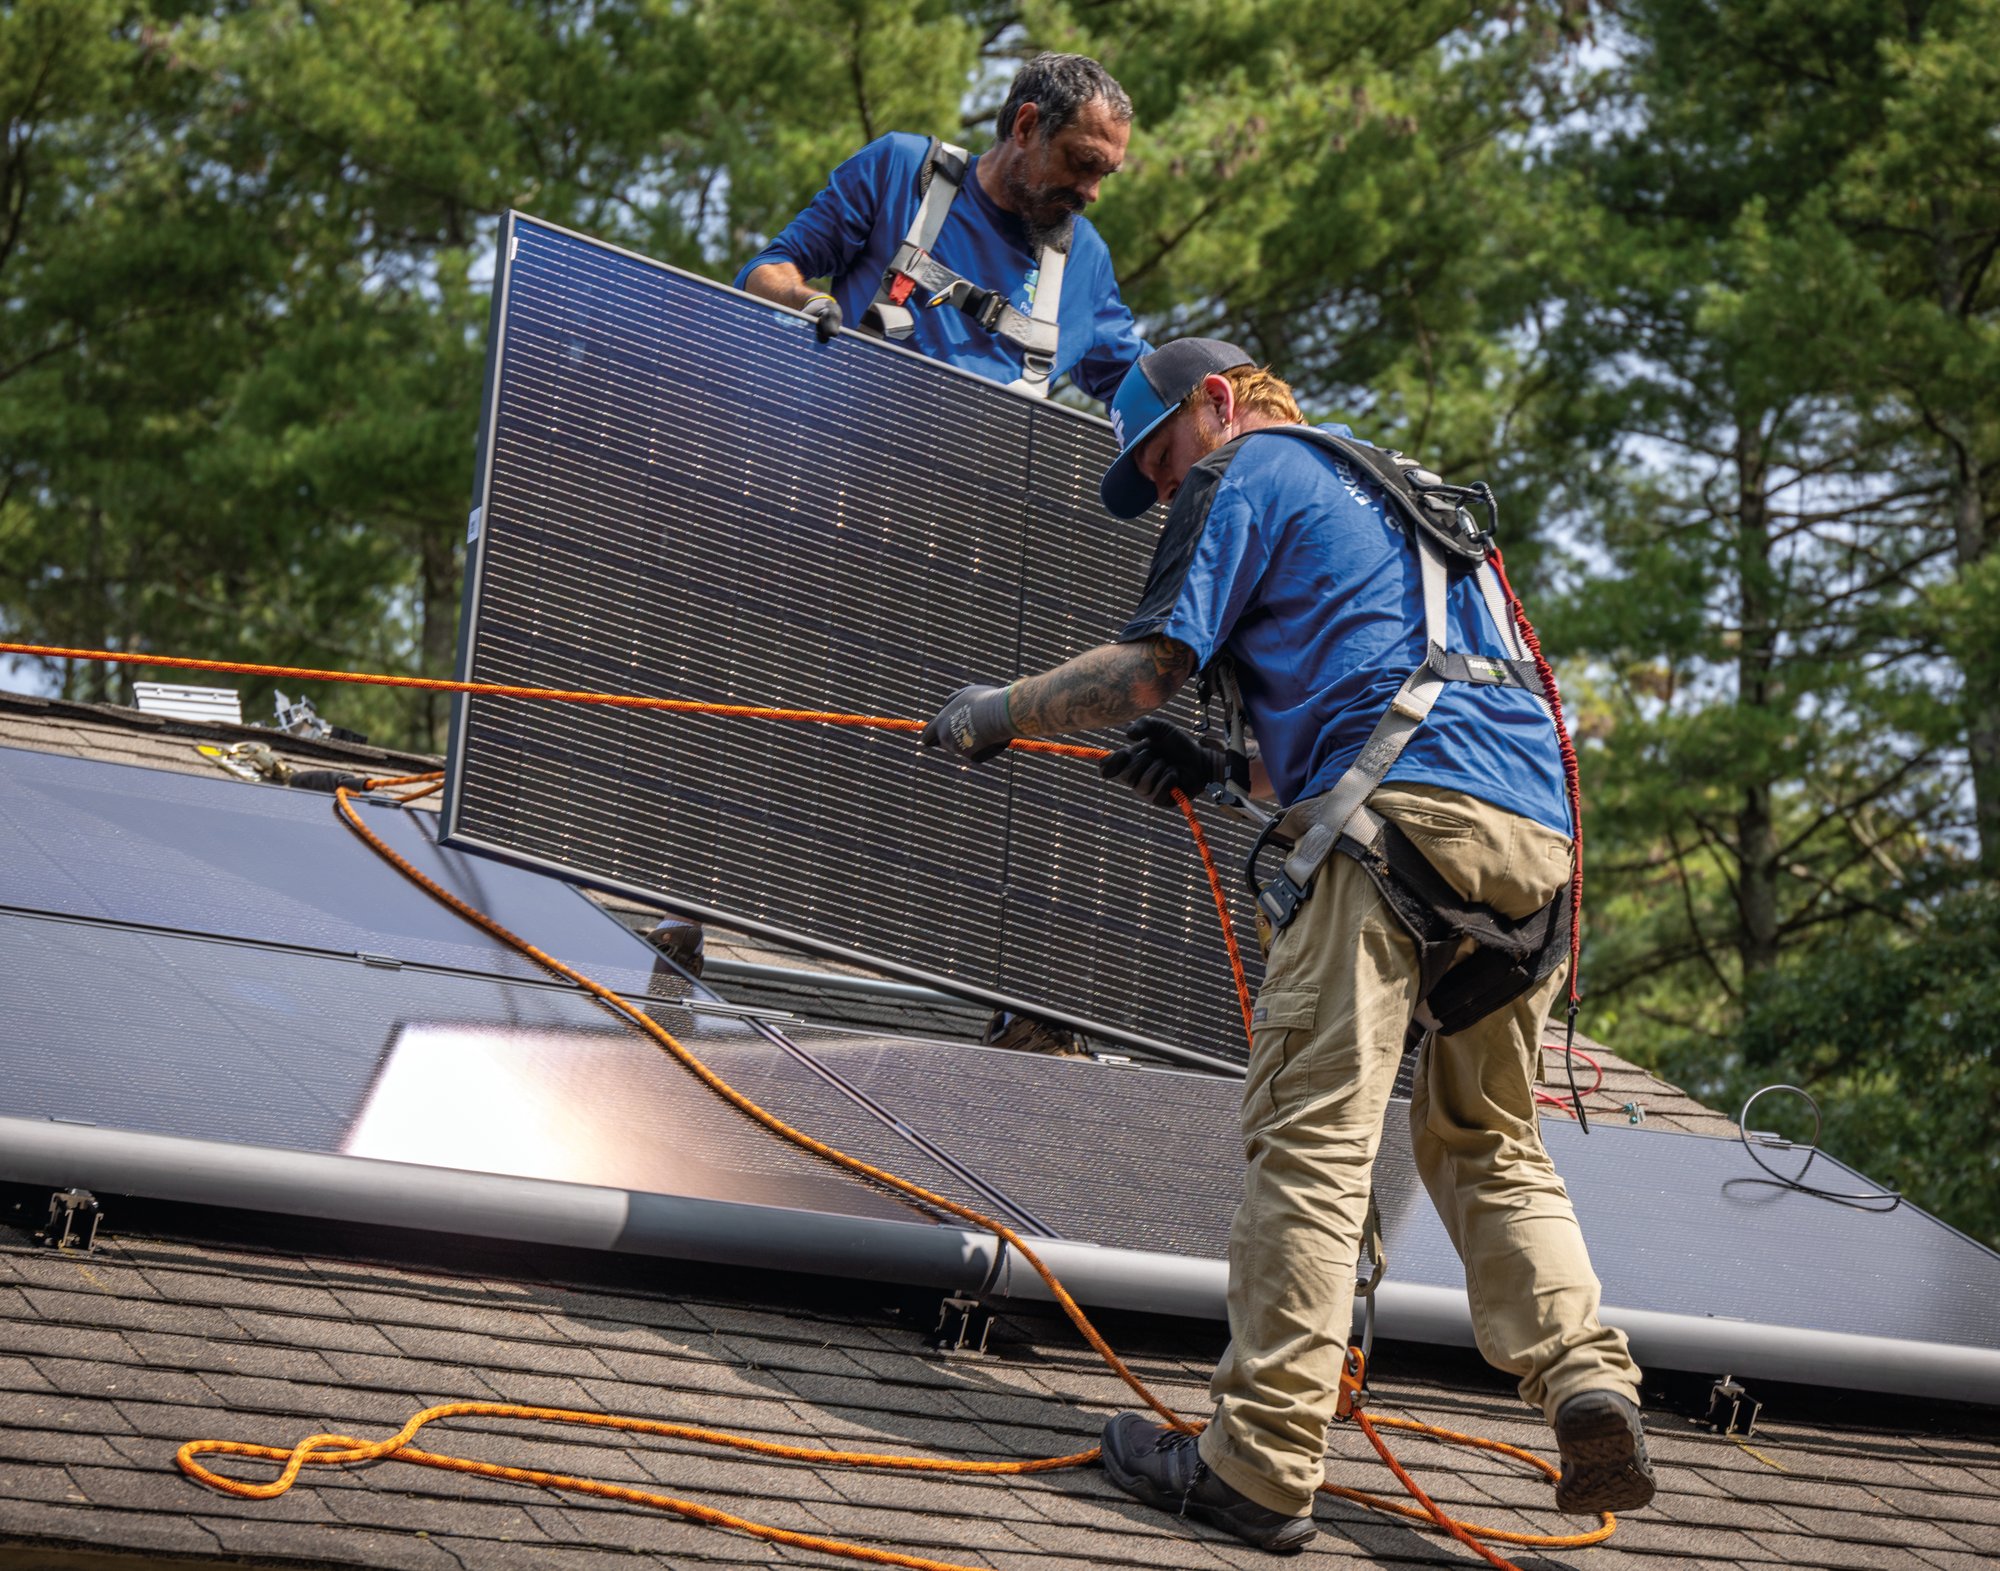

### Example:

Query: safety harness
xmin=861 ymin=139 xmax=1066 ymax=397
xmin=1211 ymin=428 xmax=1575 ymax=1039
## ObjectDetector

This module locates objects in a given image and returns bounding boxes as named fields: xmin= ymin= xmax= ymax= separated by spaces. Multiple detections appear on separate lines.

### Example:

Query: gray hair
xmin=995 ymin=53 xmax=1133 ymax=142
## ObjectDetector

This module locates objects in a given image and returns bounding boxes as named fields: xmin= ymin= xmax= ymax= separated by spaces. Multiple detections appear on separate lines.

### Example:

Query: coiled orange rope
xmin=0 ymin=641 xmax=1612 ymax=1565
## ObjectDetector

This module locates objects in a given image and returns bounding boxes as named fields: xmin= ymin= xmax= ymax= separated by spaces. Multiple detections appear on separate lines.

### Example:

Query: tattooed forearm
xmin=1006 ymin=638 xmax=1195 ymax=737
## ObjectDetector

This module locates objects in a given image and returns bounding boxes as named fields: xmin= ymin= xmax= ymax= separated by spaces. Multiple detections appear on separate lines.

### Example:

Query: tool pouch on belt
xmin=1247 ymin=805 xmax=1572 ymax=1037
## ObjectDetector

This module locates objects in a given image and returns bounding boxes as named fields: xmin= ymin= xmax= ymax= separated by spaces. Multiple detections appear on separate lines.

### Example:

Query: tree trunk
xmin=416 ymin=519 xmax=459 ymax=753
xmin=1931 ymin=197 xmax=2000 ymax=873
xmin=1735 ymin=419 xmax=1781 ymax=976
xmin=80 ymin=504 xmax=110 ymax=705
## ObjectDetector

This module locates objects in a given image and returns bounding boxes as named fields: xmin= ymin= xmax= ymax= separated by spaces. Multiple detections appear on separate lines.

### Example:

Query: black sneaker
xmin=1553 ymin=1390 xmax=1657 ymax=1514
xmin=1100 ymin=1413 xmax=1317 ymax=1554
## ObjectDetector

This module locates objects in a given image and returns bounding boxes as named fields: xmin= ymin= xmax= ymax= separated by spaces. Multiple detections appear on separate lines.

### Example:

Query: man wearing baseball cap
xmin=921 ymin=339 xmax=1652 ymax=1551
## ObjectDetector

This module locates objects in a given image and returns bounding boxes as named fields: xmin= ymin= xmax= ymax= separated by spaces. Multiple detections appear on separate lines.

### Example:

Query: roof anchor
xmin=37 ymin=1187 xmax=101 ymax=1252
xmin=929 ymin=1295 xmax=994 ymax=1356
xmin=1705 ymin=1374 xmax=1761 ymax=1437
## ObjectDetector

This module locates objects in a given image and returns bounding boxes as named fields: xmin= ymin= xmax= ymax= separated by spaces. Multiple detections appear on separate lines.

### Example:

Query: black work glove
xmin=801 ymin=292 xmax=843 ymax=341
xmin=1098 ymin=717 xmax=1225 ymax=808
xmin=921 ymin=684 xmax=1016 ymax=764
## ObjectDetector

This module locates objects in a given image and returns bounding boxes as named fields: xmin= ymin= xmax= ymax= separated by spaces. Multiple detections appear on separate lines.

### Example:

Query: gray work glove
xmin=921 ymin=684 xmax=1016 ymax=764
xmin=801 ymin=292 xmax=843 ymax=342
xmin=1098 ymin=717 xmax=1225 ymax=808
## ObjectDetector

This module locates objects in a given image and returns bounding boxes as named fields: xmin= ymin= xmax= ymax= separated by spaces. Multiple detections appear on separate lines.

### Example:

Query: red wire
xmin=1534 ymin=1042 xmax=1603 ymax=1117
xmin=1485 ymin=550 xmax=1583 ymax=1005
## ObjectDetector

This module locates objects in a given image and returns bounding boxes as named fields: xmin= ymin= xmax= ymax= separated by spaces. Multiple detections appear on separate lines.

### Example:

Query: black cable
xmin=1564 ymin=998 xmax=1589 ymax=1133
xmin=1733 ymin=1084 xmax=1902 ymax=1213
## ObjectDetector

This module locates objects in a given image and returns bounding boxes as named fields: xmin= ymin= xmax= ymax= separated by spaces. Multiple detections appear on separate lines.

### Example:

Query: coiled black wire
xmin=1734 ymin=1084 xmax=1903 ymax=1213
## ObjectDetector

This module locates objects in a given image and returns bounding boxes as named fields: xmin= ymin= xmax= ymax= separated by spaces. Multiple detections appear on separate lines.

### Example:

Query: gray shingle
xmin=21 ymin=1284 xmax=243 ymax=1339
xmin=0 ymin=1462 xmax=90 ymax=1506
xmin=377 ymin=1322 xmax=621 ymax=1380
xmin=1746 ymin=1530 xmax=1938 ymax=1569
xmin=0 ymin=1497 xmax=225 ymax=1558
xmin=139 ymin=1266 xmax=350 ymax=1320
xmin=193 ymin=1513 xmax=466 ymax=1569
xmin=0 ymin=1389 xmax=138 ymax=1436
xmin=28 ymin=1356 xmax=219 ymax=1408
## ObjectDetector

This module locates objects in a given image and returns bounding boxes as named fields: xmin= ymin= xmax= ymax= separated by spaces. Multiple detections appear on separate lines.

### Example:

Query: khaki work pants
xmin=1198 ymin=783 xmax=1642 ymax=1516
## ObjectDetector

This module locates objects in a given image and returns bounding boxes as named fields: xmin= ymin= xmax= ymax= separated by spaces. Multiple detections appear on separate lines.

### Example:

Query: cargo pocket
xmin=1387 ymin=800 xmax=1474 ymax=862
xmin=1244 ymin=986 xmax=1321 ymax=1138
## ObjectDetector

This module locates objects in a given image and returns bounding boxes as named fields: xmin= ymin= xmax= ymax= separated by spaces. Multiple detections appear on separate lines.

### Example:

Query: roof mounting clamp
xmin=37 ymin=1188 xmax=101 ymax=1252
xmin=1706 ymin=1374 xmax=1761 ymax=1437
xmin=929 ymin=1294 xmax=993 ymax=1356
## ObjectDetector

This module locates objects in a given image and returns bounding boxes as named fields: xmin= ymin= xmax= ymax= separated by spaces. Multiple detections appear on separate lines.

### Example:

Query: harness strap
xmin=864 ymin=138 xmax=967 ymax=342
xmin=1003 ymin=241 xmax=1064 ymax=396
xmin=862 ymin=138 xmax=1064 ymax=396
xmin=1267 ymin=531 xmax=1454 ymax=859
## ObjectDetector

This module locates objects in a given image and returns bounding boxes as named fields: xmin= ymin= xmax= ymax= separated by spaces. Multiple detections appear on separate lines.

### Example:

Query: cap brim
xmin=1099 ymin=403 xmax=1177 ymax=519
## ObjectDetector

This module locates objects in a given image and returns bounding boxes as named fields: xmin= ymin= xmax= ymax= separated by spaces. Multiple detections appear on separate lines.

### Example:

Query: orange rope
xmin=5 ymin=640 xmax=1618 ymax=1564
xmin=174 ymin=771 xmax=1612 ymax=1567
xmin=0 ymin=639 xmax=1080 ymax=758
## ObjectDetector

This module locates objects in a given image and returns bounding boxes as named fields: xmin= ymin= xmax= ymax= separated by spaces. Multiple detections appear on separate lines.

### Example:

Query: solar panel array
xmin=441 ymin=215 xmax=1261 ymax=1064
xmin=794 ymin=1038 xmax=2000 ymax=1350
xmin=7 ymin=741 xmax=2000 ymax=1364
xmin=0 ymin=745 xmax=937 ymax=1226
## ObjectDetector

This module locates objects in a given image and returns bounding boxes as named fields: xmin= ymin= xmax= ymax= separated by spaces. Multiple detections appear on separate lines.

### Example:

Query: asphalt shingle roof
xmin=4 ymin=1218 xmax=1998 ymax=1571
xmin=4 ymin=693 xmax=1996 ymax=1568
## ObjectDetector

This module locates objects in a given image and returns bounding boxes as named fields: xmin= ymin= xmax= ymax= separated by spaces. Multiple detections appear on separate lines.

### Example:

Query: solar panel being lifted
xmin=441 ymin=214 xmax=1260 ymax=1067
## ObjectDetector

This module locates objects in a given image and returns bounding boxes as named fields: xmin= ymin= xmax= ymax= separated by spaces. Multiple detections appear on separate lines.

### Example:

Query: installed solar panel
xmin=0 ymin=744 xmax=668 ymax=997
xmin=0 ymin=744 xmax=1052 ymax=1232
xmin=442 ymin=214 xmax=1261 ymax=1065
xmin=0 ymin=908 xmax=947 ymax=1225
xmin=783 ymin=1037 xmax=2000 ymax=1351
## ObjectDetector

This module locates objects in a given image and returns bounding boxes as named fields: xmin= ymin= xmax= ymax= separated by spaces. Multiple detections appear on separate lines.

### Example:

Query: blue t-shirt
xmin=734 ymin=132 xmax=1147 ymax=403
xmin=1117 ymin=424 xmax=1571 ymax=833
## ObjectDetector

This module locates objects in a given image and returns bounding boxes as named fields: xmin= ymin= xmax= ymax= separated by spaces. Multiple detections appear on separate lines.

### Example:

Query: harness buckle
xmin=887 ymin=269 xmax=920 ymax=307
xmin=965 ymin=287 xmax=1007 ymax=331
xmin=1255 ymin=870 xmax=1307 ymax=931
xmin=1248 ymin=821 xmax=1337 ymax=933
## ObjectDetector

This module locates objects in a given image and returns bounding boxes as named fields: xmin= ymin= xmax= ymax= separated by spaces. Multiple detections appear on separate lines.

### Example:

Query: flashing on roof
xmin=134 ymin=680 xmax=242 ymax=725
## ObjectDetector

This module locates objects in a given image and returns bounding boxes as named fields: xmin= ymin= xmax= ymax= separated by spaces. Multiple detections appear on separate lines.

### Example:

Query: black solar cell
xmin=444 ymin=215 xmax=1261 ymax=1065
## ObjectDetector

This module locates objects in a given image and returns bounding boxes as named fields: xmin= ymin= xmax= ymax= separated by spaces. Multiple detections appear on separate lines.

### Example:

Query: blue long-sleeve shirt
xmin=735 ymin=133 xmax=1147 ymax=403
xmin=1119 ymin=425 xmax=1572 ymax=831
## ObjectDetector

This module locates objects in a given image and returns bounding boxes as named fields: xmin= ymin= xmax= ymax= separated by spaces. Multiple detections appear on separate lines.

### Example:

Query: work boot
xmin=1553 ymin=1390 xmax=1656 ymax=1514
xmin=1099 ymin=1413 xmax=1317 ymax=1553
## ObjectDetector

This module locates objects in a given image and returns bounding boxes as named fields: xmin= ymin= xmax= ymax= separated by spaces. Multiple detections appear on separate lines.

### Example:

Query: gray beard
xmin=1001 ymin=160 xmax=1077 ymax=255
xmin=1022 ymin=209 xmax=1076 ymax=256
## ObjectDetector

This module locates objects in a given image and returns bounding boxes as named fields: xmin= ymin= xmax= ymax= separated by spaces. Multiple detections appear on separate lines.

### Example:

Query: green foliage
xmin=1724 ymin=886 xmax=2000 ymax=1249
xmin=0 ymin=0 xmax=1994 ymax=1239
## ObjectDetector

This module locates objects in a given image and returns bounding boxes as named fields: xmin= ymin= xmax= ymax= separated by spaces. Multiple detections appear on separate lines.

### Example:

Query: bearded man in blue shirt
xmin=736 ymin=53 xmax=1146 ymax=402
xmin=921 ymin=339 xmax=1656 ymax=1552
